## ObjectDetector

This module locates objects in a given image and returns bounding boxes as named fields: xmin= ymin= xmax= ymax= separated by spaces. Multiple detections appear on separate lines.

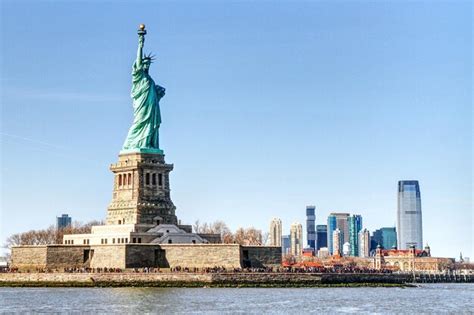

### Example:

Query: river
xmin=0 ymin=284 xmax=472 ymax=313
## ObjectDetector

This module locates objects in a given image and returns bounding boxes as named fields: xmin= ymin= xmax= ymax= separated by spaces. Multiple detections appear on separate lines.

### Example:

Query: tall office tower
xmin=372 ymin=227 xmax=397 ymax=250
xmin=332 ymin=228 xmax=342 ymax=256
xmin=348 ymin=214 xmax=363 ymax=256
xmin=316 ymin=225 xmax=327 ymax=250
xmin=358 ymin=228 xmax=371 ymax=257
xmin=56 ymin=214 xmax=72 ymax=230
xmin=397 ymin=180 xmax=423 ymax=249
xmin=327 ymin=213 xmax=350 ymax=254
xmin=269 ymin=218 xmax=282 ymax=246
xmin=281 ymin=235 xmax=291 ymax=255
xmin=306 ymin=206 xmax=316 ymax=250
xmin=290 ymin=222 xmax=303 ymax=256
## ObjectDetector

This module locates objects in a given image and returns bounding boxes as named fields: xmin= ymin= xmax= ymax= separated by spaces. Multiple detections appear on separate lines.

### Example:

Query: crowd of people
xmin=2 ymin=265 xmax=391 ymax=274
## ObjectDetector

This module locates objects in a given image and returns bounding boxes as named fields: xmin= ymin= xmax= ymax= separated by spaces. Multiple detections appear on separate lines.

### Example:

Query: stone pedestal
xmin=106 ymin=152 xmax=177 ymax=225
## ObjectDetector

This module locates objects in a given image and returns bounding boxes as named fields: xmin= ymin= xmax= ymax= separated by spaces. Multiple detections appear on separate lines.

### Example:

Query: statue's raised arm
xmin=136 ymin=24 xmax=146 ymax=67
xmin=137 ymin=35 xmax=144 ymax=66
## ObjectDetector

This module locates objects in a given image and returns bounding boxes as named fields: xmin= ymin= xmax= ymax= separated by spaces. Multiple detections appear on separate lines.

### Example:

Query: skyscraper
xmin=332 ymin=228 xmax=342 ymax=256
xmin=316 ymin=225 xmax=327 ymax=250
xmin=306 ymin=206 xmax=316 ymax=250
xmin=269 ymin=218 xmax=282 ymax=246
xmin=348 ymin=214 xmax=363 ymax=256
xmin=281 ymin=235 xmax=291 ymax=255
xmin=327 ymin=213 xmax=350 ymax=254
xmin=358 ymin=228 xmax=371 ymax=257
xmin=372 ymin=227 xmax=397 ymax=249
xmin=290 ymin=222 xmax=303 ymax=256
xmin=397 ymin=180 xmax=423 ymax=249
xmin=56 ymin=214 xmax=72 ymax=230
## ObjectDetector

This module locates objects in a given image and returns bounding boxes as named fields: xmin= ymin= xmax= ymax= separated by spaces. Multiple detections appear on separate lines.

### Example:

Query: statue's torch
xmin=138 ymin=24 xmax=147 ymax=36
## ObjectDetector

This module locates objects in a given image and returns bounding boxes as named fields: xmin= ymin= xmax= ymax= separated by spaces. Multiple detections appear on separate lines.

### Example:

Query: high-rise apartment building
xmin=56 ymin=214 xmax=72 ymax=230
xmin=332 ymin=228 xmax=342 ymax=256
xmin=372 ymin=227 xmax=397 ymax=250
xmin=306 ymin=206 xmax=316 ymax=250
xmin=290 ymin=222 xmax=303 ymax=256
xmin=269 ymin=218 xmax=282 ymax=246
xmin=348 ymin=214 xmax=363 ymax=256
xmin=358 ymin=228 xmax=371 ymax=257
xmin=327 ymin=213 xmax=350 ymax=254
xmin=397 ymin=180 xmax=423 ymax=249
xmin=316 ymin=225 xmax=327 ymax=250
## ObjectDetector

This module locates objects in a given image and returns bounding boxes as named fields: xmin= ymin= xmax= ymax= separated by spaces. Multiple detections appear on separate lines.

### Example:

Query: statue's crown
xmin=143 ymin=53 xmax=156 ymax=62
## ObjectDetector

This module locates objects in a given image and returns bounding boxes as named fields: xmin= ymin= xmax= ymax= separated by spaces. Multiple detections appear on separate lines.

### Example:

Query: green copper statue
xmin=122 ymin=24 xmax=165 ymax=154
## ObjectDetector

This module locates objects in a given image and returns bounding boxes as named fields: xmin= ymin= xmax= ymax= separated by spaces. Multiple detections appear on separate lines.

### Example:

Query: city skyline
xmin=1 ymin=1 xmax=471 ymax=259
xmin=271 ymin=204 xmax=385 ymax=257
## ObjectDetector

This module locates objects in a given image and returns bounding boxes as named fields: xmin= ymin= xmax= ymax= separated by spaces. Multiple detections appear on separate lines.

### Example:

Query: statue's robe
xmin=122 ymin=61 xmax=165 ymax=150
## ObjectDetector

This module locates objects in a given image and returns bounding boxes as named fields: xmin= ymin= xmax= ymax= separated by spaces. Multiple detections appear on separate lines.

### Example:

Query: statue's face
xmin=143 ymin=60 xmax=151 ymax=72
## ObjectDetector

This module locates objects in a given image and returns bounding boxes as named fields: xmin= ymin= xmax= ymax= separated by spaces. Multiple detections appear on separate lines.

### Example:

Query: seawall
xmin=0 ymin=273 xmax=411 ymax=287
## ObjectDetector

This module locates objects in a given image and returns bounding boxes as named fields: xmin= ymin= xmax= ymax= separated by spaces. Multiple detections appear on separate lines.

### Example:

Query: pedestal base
xmin=107 ymin=151 xmax=176 ymax=226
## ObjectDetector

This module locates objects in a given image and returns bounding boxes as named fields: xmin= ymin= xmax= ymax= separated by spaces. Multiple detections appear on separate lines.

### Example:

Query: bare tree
xmin=191 ymin=220 xmax=264 ymax=245
xmin=244 ymin=227 xmax=263 ymax=245
xmin=210 ymin=221 xmax=233 ymax=242
xmin=194 ymin=220 xmax=234 ymax=243
xmin=201 ymin=222 xmax=210 ymax=233
xmin=233 ymin=227 xmax=246 ymax=245
xmin=3 ymin=220 xmax=104 ymax=249
xmin=222 ymin=233 xmax=234 ymax=244
xmin=233 ymin=227 xmax=263 ymax=245
xmin=261 ymin=232 xmax=270 ymax=245
xmin=4 ymin=233 xmax=22 ymax=247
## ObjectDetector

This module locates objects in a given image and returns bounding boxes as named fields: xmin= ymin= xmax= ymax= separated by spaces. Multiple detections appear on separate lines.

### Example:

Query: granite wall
xmin=12 ymin=244 xmax=282 ymax=270
xmin=241 ymin=246 xmax=282 ymax=268
xmin=11 ymin=246 xmax=48 ymax=270
xmin=90 ymin=245 xmax=127 ymax=269
xmin=125 ymin=245 xmax=159 ymax=268
xmin=46 ymin=245 xmax=90 ymax=269
xmin=11 ymin=245 xmax=89 ymax=271
xmin=158 ymin=244 xmax=242 ymax=269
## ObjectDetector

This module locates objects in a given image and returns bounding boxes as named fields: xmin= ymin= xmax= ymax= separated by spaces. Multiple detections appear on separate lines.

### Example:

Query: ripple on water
xmin=0 ymin=284 xmax=472 ymax=314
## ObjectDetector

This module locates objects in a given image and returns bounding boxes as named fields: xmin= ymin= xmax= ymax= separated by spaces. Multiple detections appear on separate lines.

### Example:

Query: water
xmin=0 ymin=284 xmax=472 ymax=314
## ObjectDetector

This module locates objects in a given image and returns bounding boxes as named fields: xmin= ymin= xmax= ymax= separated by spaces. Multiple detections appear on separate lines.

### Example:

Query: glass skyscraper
xmin=397 ymin=180 xmax=423 ymax=249
xmin=56 ymin=214 xmax=72 ymax=230
xmin=372 ymin=227 xmax=397 ymax=249
xmin=281 ymin=235 xmax=291 ymax=255
xmin=306 ymin=206 xmax=316 ymax=250
xmin=348 ymin=214 xmax=363 ymax=256
xmin=316 ymin=224 xmax=327 ymax=250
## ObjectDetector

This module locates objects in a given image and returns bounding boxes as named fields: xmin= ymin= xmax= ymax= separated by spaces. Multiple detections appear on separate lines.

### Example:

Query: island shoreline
xmin=0 ymin=272 xmax=413 ymax=288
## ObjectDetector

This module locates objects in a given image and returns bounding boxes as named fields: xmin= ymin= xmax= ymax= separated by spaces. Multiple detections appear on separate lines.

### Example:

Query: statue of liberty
xmin=122 ymin=24 xmax=165 ymax=154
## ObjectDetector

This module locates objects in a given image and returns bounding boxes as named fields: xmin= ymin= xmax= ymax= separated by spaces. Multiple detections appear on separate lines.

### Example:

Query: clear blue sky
xmin=1 ymin=1 xmax=472 ymax=259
